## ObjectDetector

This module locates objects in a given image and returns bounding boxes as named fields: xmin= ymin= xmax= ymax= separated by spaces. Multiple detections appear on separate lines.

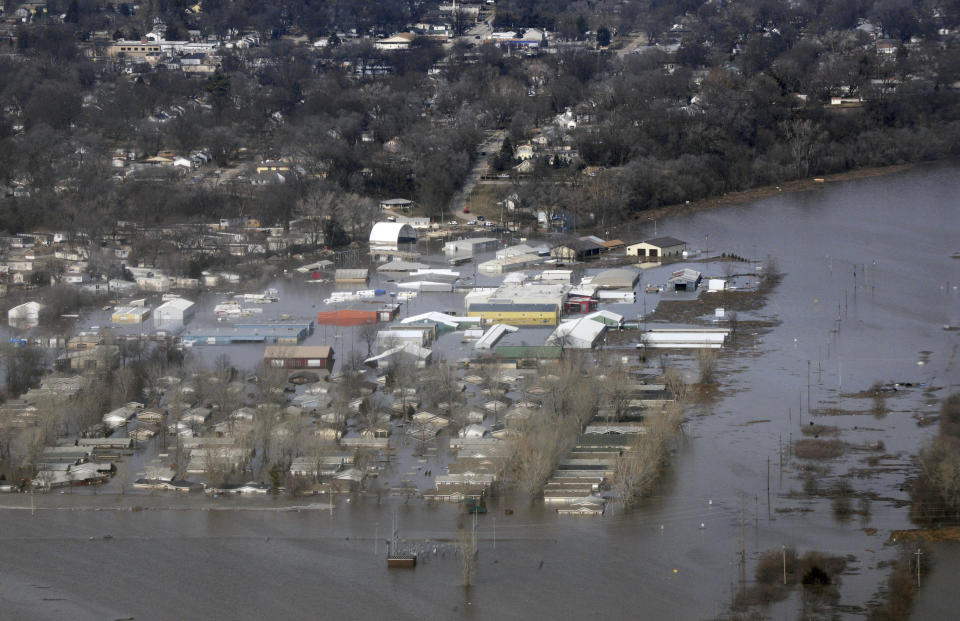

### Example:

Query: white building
xmin=375 ymin=33 xmax=416 ymax=50
xmin=8 ymin=301 xmax=43 ymax=326
xmin=153 ymin=297 xmax=196 ymax=330
xmin=444 ymin=237 xmax=499 ymax=255
xmin=547 ymin=316 xmax=607 ymax=349
xmin=369 ymin=222 xmax=418 ymax=250
xmin=626 ymin=237 xmax=686 ymax=260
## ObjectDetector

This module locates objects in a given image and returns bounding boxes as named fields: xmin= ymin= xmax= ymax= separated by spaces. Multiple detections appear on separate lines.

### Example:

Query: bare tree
xmin=695 ymin=349 xmax=718 ymax=385
xmin=420 ymin=363 xmax=464 ymax=419
xmin=508 ymin=413 xmax=578 ymax=496
xmin=359 ymin=322 xmax=379 ymax=357
xmin=727 ymin=311 xmax=739 ymax=340
xmin=386 ymin=354 xmax=419 ymax=420
xmin=255 ymin=361 xmax=290 ymax=406
xmin=456 ymin=520 xmax=477 ymax=587
xmin=601 ymin=363 xmax=632 ymax=421
xmin=613 ymin=403 xmax=685 ymax=505
xmin=663 ymin=368 xmax=688 ymax=403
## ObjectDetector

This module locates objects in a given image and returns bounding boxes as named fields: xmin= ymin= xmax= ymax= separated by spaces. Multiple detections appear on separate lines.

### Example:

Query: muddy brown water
xmin=1 ymin=163 xmax=958 ymax=619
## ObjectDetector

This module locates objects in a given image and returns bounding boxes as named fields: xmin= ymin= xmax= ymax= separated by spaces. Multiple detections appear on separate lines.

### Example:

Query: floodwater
xmin=2 ymin=163 xmax=959 ymax=620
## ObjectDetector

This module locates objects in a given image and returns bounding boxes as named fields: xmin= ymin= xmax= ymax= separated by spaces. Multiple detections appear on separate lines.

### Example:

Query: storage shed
xmin=626 ymin=237 xmax=686 ymax=260
xmin=369 ymin=222 xmax=418 ymax=248
xmin=153 ymin=298 xmax=195 ymax=330
xmin=547 ymin=316 xmax=607 ymax=349
xmin=668 ymin=268 xmax=702 ymax=291
xmin=550 ymin=239 xmax=602 ymax=262
xmin=591 ymin=268 xmax=640 ymax=290
xmin=8 ymin=301 xmax=43 ymax=327
xmin=334 ymin=268 xmax=369 ymax=283
xmin=468 ymin=303 xmax=559 ymax=326
xmin=444 ymin=237 xmax=499 ymax=255
xmin=264 ymin=345 xmax=335 ymax=370
xmin=112 ymin=306 xmax=151 ymax=324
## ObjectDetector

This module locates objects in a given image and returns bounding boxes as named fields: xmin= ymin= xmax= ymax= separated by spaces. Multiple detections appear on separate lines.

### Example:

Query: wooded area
xmin=0 ymin=0 xmax=958 ymax=237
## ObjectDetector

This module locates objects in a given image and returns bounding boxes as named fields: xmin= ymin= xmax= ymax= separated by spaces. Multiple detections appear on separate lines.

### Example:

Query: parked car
xmin=477 ymin=216 xmax=485 ymax=221
xmin=467 ymin=220 xmax=478 ymax=225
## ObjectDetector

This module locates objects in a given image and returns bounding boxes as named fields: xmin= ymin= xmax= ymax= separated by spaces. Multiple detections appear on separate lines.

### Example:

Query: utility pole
xmin=782 ymin=545 xmax=787 ymax=585
xmin=766 ymin=456 xmax=771 ymax=515
xmin=778 ymin=434 xmax=783 ymax=471
xmin=818 ymin=345 xmax=822 ymax=384
xmin=739 ymin=496 xmax=745 ymax=572
xmin=807 ymin=360 xmax=811 ymax=416
xmin=915 ymin=548 xmax=923 ymax=588
xmin=472 ymin=509 xmax=478 ymax=557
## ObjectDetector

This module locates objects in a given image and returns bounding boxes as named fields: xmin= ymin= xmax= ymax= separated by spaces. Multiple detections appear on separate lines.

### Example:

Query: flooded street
xmin=1 ymin=164 xmax=958 ymax=620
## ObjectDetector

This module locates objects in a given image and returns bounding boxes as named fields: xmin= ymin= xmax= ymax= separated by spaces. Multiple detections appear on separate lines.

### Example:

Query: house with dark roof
xmin=550 ymin=239 xmax=602 ymax=262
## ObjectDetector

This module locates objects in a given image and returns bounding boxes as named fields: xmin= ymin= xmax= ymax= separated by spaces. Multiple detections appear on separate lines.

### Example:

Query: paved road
xmin=450 ymin=128 xmax=506 ymax=221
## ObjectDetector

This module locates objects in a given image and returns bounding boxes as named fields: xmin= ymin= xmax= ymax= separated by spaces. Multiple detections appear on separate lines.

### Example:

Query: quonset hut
xmin=369 ymin=222 xmax=418 ymax=250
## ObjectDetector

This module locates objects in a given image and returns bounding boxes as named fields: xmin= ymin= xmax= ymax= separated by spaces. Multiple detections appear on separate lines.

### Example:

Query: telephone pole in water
xmin=915 ymin=548 xmax=923 ymax=588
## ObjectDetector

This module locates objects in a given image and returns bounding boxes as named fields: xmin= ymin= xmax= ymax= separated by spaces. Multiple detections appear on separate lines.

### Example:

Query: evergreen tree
xmin=597 ymin=26 xmax=611 ymax=47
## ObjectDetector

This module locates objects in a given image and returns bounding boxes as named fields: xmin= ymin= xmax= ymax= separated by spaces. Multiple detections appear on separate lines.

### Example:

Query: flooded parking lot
xmin=1 ymin=163 xmax=958 ymax=620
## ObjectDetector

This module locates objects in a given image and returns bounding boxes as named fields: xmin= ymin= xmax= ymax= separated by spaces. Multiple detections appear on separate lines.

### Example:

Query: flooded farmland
xmin=1 ymin=163 xmax=958 ymax=620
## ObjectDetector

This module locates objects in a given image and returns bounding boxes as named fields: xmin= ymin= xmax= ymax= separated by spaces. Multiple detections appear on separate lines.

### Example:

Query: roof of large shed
xmin=369 ymin=222 xmax=418 ymax=244
xmin=334 ymin=268 xmax=369 ymax=278
xmin=156 ymin=298 xmax=194 ymax=311
xmin=668 ymin=268 xmax=702 ymax=282
xmin=469 ymin=303 xmax=557 ymax=312
xmin=264 ymin=345 xmax=333 ymax=358
xmin=641 ymin=236 xmax=686 ymax=248
xmin=591 ymin=268 xmax=640 ymax=288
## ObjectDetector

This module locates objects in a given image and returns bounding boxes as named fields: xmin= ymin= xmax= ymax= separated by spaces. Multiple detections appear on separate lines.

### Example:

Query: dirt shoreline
xmin=630 ymin=163 xmax=919 ymax=224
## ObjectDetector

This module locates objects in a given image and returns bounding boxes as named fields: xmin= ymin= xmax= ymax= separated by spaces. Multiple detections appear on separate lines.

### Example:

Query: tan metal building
xmin=626 ymin=236 xmax=686 ymax=260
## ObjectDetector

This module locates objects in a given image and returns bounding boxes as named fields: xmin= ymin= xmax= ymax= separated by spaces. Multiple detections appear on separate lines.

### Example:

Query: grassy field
xmin=465 ymin=183 xmax=514 ymax=222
